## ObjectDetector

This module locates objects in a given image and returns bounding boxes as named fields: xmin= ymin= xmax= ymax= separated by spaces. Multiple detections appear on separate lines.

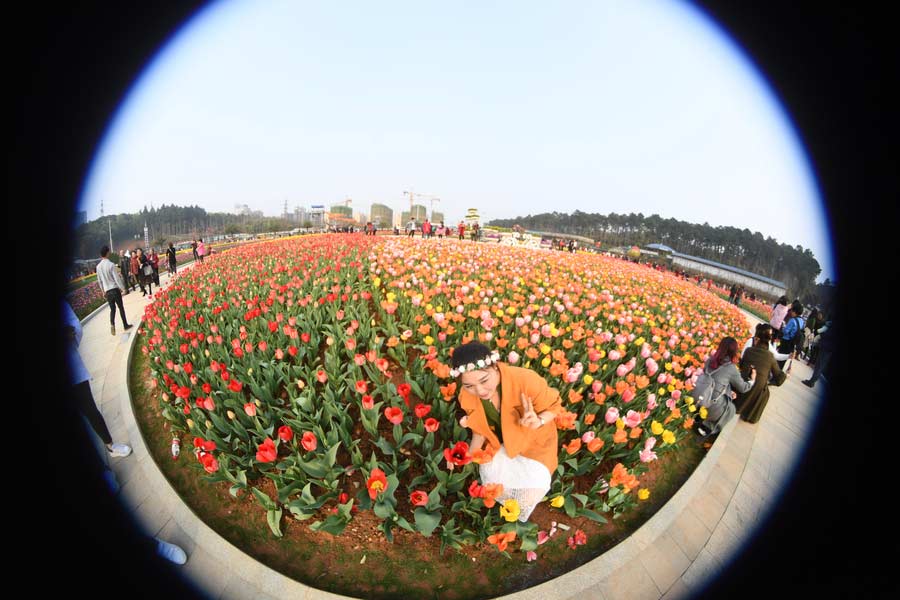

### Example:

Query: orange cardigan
xmin=457 ymin=362 xmax=563 ymax=475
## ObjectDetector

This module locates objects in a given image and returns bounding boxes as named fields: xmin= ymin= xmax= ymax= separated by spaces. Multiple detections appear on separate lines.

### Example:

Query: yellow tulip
xmin=651 ymin=421 xmax=664 ymax=435
xmin=205 ymin=419 xmax=213 ymax=429
xmin=662 ymin=430 xmax=676 ymax=445
xmin=248 ymin=368 xmax=254 ymax=375
xmin=540 ymin=344 xmax=551 ymax=355
xmin=638 ymin=489 xmax=650 ymax=501
xmin=499 ymin=498 xmax=521 ymax=522
xmin=688 ymin=404 xmax=697 ymax=413
xmin=699 ymin=406 xmax=708 ymax=420
xmin=665 ymin=363 xmax=673 ymax=371
xmin=615 ymin=418 xmax=625 ymax=430
xmin=424 ymin=336 xmax=434 ymax=345
xmin=161 ymin=393 xmax=169 ymax=403
xmin=186 ymin=419 xmax=195 ymax=430
xmin=436 ymin=305 xmax=443 ymax=312
xmin=658 ymin=387 xmax=667 ymax=396
xmin=550 ymin=496 xmax=565 ymax=508
xmin=541 ymin=356 xmax=552 ymax=368
xmin=227 ymin=410 xmax=236 ymax=420
xmin=373 ymin=277 xmax=381 ymax=288
xmin=583 ymin=375 xmax=594 ymax=386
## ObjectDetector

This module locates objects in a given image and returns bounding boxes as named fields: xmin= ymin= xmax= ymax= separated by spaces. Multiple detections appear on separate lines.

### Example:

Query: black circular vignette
xmin=14 ymin=1 xmax=893 ymax=597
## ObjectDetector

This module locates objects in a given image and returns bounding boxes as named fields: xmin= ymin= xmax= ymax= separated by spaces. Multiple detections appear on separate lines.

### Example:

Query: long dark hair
xmin=709 ymin=337 xmax=739 ymax=370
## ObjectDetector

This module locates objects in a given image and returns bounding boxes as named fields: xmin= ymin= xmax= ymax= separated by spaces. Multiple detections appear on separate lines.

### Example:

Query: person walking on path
xmin=735 ymin=325 xmax=787 ymax=423
xmin=135 ymin=248 xmax=154 ymax=298
xmin=729 ymin=284 xmax=737 ymax=303
xmin=422 ymin=219 xmax=432 ymax=239
xmin=63 ymin=300 xmax=132 ymax=457
xmin=471 ymin=222 xmax=480 ymax=242
xmin=458 ymin=221 xmax=466 ymax=240
xmin=129 ymin=248 xmax=148 ymax=296
xmin=119 ymin=249 xmax=134 ymax=292
xmin=197 ymin=238 xmax=206 ymax=263
xmin=166 ymin=242 xmax=177 ymax=275
xmin=695 ymin=337 xmax=756 ymax=439
xmin=803 ymin=318 xmax=835 ymax=389
xmin=406 ymin=218 xmax=416 ymax=238
xmin=191 ymin=239 xmax=199 ymax=262
xmin=769 ymin=296 xmax=790 ymax=340
xmin=96 ymin=245 xmax=133 ymax=336
xmin=147 ymin=247 xmax=161 ymax=286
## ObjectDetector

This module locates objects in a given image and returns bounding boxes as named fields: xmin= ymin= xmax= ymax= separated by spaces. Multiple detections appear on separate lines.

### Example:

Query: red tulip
xmin=424 ymin=418 xmax=439 ymax=432
xmin=228 ymin=379 xmax=243 ymax=392
xmin=301 ymin=431 xmax=317 ymax=452
xmin=256 ymin=438 xmax=277 ymax=463
xmin=409 ymin=490 xmax=429 ymax=507
xmin=355 ymin=380 xmax=368 ymax=394
xmin=362 ymin=395 xmax=374 ymax=410
xmin=278 ymin=425 xmax=294 ymax=442
xmin=366 ymin=468 xmax=388 ymax=500
xmin=385 ymin=406 xmax=404 ymax=424
xmin=316 ymin=370 xmax=328 ymax=383
xmin=244 ymin=402 xmax=257 ymax=416
xmin=199 ymin=453 xmax=219 ymax=473
xmin=414 ymin=403 xmax=432 ymax=418
xmin=443 ymin=441 xmax=472 ymax=467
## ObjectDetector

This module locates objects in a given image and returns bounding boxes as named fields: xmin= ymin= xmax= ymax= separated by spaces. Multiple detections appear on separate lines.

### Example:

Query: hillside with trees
xmin=72 ymin=205 xmax=293 ymax=258
xmin=489 ymin=210 xmax=822 ymax=299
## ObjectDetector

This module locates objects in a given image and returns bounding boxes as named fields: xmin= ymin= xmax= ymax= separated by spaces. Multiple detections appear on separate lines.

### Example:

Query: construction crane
xmin=403 ymin=190 xmax=440 ymax=220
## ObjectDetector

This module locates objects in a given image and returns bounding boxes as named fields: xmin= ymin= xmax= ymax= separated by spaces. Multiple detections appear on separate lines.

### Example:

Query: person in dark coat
xmin=735 ymin=326 xmax=787 ymax=423
xmin=803 ymin=318 xmax=835 ymax=389
xmin=166 ymin=242 xmax=177 ymax=275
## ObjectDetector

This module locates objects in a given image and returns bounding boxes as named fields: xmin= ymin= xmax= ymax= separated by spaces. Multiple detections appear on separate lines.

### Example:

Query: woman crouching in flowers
xmin=450 ymin=342 xmax=563 ymax=522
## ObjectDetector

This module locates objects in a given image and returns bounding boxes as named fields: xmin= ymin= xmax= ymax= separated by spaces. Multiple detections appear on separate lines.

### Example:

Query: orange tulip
xmin=564 ymin=438 xmax=582 ymax=454
xmin=613 ymin=429 xmax=628 ymax=444
xmin=629 ymin=427 xmax=643 ymax=439
xmin=567 ymin=389 xmax=583 ymax=404
xmin=587 ymin=437 xmax=605 ymax=453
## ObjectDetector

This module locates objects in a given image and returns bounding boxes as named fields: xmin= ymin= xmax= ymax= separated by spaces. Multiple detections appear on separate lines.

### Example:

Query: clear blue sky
xmin=79 ymin=0 xmax=833 ymax=282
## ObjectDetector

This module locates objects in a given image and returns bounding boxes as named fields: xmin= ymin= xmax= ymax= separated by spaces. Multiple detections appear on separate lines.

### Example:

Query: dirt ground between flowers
xmin=130 ymin=333 xmax=707 ymax=599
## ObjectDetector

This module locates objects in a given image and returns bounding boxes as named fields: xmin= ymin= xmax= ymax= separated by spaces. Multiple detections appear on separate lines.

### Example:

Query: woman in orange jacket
xmin=450 ymin=342 xmax=563 ymax=521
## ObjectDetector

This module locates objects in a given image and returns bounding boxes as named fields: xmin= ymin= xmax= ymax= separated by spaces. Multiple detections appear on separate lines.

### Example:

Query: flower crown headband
xmin=449 ymin=351 xmax=501 ymax=378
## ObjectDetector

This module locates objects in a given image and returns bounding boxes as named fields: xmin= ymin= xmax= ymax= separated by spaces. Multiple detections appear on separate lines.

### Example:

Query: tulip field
xmin=137 ymin=234 xmax=748 ymax=561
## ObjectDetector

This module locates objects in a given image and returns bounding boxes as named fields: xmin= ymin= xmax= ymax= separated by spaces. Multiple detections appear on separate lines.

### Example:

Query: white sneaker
xmin=107 ymin=443 xmax=133 ymax=458
xmin=156 ymin=538 xmax=187 ymax=565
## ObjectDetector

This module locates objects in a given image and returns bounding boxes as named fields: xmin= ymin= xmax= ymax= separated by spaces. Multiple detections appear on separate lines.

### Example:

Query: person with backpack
xmin=735 ymin=325 xmax=787 ymax=423
xmin=693 ymin=337 xmax=756 ymax=439
xmin=776 ymin=301 xmax=805 ymax=371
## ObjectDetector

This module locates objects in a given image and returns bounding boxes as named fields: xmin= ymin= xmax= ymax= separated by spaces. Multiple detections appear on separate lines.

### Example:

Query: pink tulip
xmin=526 ymin=551 xmax=538 ymax=562
xmin=581 ymin=431 xmax=596 ymax=444
xmin=438 ymin=332 xmax=447 ymax=342
xmin=640 ymin=448 xmax=658 ymax=463
xmin=645 ymin=359 xmax=659 ymax=376
xmin=508 ymin=351 xmax=520 ymax=364
xmin=646 ymin=394 xmax=658 ymax=410
xmin=666 ymin=398 xmax=677 ymax=410
xmin=616 ymin=364 xmax=628 ymax=377
xmin=658 ymin=373 xmax=668 ymax=384
xmin=541 ymin=324 xmax=552 ymax=337
xmin=515 ymin=317 xmax=525 ymax=328
xmin=608 ymin=350 xmax=621 ymax=361
xmin=592 ymin=380 xmax=603 ymax=394
xmin=537 ymin=531 xmax=550 ymax=545
xmin=624 ymin=410 xmax=642 ymax=428
xmin=530 ymin=333 xmax=540 ymax=344
xmin=644 ymin=437 xmax=657 ymax=451
xmin=622 ymin=388 xmax=636 ymax=403
xmin=605 ymin=407 xmax=619 ymax=424
xmin=671 ymin=390 xmax=682 ymax=400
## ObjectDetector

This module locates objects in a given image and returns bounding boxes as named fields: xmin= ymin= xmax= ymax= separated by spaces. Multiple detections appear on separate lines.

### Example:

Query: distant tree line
xmin=489 ymin=210 xmax=822 ymax=300
xmin=72 ymin=205 xmax=293 ymax=258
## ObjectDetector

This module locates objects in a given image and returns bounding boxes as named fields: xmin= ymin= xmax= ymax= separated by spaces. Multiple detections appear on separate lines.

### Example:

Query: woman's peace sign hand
xmin=519 ymin=394 xmax=543 ymax=429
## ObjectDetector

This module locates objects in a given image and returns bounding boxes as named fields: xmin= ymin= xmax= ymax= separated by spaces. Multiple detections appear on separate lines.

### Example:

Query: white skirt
xmin=478 ymin=446 xmax=551 ymax=522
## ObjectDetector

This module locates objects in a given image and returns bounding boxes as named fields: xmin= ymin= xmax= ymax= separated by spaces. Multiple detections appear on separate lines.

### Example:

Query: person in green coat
xmin=735 ymin=325 xmax=787 ymax=423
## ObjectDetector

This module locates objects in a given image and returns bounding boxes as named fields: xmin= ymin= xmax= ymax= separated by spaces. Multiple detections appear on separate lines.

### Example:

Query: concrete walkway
xmin=78 ymin=267 xmax=825 ymax=600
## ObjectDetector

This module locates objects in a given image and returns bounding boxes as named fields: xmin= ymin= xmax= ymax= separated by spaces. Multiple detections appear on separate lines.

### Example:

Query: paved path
xmin=77 ymin=268 xmax=826 ymax=600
